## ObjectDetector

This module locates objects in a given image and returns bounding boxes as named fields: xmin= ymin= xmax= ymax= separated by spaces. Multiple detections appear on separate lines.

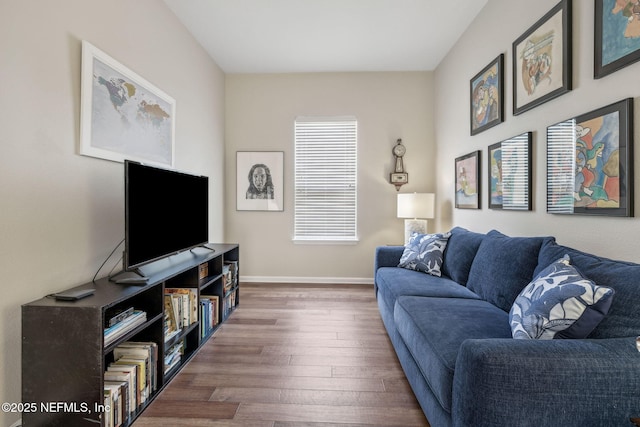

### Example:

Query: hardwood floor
xmin=133 ymin=283 xmax=430 ymax=427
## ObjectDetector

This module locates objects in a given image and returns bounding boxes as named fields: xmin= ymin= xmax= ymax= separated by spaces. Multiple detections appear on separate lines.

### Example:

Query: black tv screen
xmin=125 ymin=160 xmax=209 ymax=270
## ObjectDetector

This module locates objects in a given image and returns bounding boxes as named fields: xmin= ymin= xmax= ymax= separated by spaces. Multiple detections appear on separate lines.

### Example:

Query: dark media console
xmin=22 ymin=243 xmax=239 ymax=427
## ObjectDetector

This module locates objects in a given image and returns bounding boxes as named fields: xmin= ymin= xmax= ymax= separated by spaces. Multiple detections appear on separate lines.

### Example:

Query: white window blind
xmin=294 ymin=117 xmax=357 ymax=242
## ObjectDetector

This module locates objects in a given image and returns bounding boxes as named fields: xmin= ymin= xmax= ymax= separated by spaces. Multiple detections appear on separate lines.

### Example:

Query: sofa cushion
xmin=376 ymin=267 xmax=481 ymax=312
xmin=536 ymin=239 xmax=640 ymax=338
xmin=394 ymin=296 xmax=511 ymax=413
xmin=441 ymin=226 xmax=485 ymax=286
xmin=398 ymin=232 xmax=451 ymax=276
xmin=466 ymin=230 xmax=554 ymax=312
xmin=509 ymin=255 xmax=615 ymax=339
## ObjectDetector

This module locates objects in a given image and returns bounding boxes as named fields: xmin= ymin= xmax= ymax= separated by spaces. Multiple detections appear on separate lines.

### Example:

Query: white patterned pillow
xmin=398 ymin=232 xmax=451 ymax=277
xmin=509 ymin=255 xmax=614 ymax=340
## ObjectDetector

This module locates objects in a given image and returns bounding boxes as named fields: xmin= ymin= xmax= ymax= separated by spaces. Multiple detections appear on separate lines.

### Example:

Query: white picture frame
xmin=79 ymin=41 xmax=176 ymax=167
xmin=236 ymin=151 xmax=284 ymax=211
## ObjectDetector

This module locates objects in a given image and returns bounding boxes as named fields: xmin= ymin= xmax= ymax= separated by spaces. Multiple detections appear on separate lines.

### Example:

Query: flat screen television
xmin=124 ymin=160 xmax=209 ymax=270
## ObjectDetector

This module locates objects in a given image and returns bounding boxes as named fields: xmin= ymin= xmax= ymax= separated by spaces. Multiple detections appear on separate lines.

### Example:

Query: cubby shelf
xmin=22 ymin=243 xmax=239 ymax=427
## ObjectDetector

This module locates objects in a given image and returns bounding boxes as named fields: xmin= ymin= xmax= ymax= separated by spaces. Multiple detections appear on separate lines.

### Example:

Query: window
xmin=294 ymin=117 xmax=357 ymax=242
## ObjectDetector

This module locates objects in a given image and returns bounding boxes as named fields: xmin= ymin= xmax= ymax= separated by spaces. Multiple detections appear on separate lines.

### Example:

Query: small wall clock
xmin=390 ymin=139 xmax=408 ymax=191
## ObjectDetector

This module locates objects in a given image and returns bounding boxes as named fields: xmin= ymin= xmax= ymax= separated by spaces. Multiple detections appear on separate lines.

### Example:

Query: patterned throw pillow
xmin=398 ymin=232 xmax=451 ymax=277
xmin=509 ymin=255 xmax=615 ymax=340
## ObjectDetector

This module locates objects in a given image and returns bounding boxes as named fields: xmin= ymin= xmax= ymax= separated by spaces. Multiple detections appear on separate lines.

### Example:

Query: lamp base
xmin=404 ymin=219 xmax=427 ymax=245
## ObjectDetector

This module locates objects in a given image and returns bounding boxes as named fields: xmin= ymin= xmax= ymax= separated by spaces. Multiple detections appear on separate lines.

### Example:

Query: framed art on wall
xmin=470 ymin=54 xmax=504 ymax=135
xmin=236 ymin=151 xmax=284 ymax=211
xmin=80 ymin=41 xmax=176 ymax=167
xmin=512 ymin=0 xmax=572 ymax=115
xmin=546 ymin=98 xmax=633 ymax=216
xmin=594 ymin=0 xmax=640 ymax=78
xmin=455 ymin=150 xmax=481 ymax=209
xmin=488 ymin=132 xmax=533 ymax=210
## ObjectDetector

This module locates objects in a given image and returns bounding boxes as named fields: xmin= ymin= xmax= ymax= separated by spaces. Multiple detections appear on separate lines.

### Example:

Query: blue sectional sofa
xmin=374 ymin=227 xmax=640 ymax=427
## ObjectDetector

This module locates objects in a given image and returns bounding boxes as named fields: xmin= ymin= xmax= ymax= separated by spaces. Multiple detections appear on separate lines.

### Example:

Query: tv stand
xmin=110 ymin=269 xmax=149 ymax=285
xmin=22 ymin=243 xmax=239 ymax=427
xmin=195 ymin=244 xmax=216 ymax=253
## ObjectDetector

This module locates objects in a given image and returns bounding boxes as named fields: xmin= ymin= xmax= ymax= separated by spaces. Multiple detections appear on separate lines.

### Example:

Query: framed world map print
xmin=80 ymin=41 xmax=176 ymax=167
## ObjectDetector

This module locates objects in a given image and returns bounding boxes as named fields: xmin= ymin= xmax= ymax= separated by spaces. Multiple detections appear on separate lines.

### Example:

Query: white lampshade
xmin=397 ymin=193 xmax=436 ymax=244
xmin=397 ymin=193 xmax=435 ymax=219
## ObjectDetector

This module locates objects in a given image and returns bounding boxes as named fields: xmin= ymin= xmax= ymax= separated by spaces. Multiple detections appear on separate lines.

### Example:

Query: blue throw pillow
xmin=509 ymin=255 xmax=615 ymax=340
xmin=398 ymin=232 xmax=451 ymax=277
xmin=466 ymin=230 xmax=553 ymax=312
xmin=536 ymin=239 xmax=640 ymax=338
xmin=441 ymin=226 xmax=485 ymax=286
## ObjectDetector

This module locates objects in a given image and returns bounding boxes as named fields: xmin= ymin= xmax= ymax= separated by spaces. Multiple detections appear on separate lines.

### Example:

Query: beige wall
xmin=435 ymin=0 xmax=640 ymax=262
xmin=5 ymin=0 xmax=640 ymax=424
xmin=225 ymin=72 xmax=435 ymax=282
xmin=0 ymin=1 xmax=225 ymax=424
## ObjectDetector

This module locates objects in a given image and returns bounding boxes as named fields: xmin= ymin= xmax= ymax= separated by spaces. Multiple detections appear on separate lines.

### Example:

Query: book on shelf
xmin=164 ymin=295 xmax=180 ymax=342
xmin=104 ymin=379 xmax=128 ymax=427
xmin=225 ymin=260 xmax=238 ymax=285
xmin=104 ymin=371 xmax=134 ymax=422
xmin=164 ymin=340 xmax=184 ymax=374
xmin=108 ymin=307 xmax=135 ymax=327
xmin=222 ymin=291 xmax=237 ymax=319
xmin=198 ymin=262 xmax=208 ymax=280
xmin=103 ymin=385 xmax=121 ymax=427
xmin=112 ymin=356 xmax=147 ymax=404
xmin=199 ymin=295 xmax=219 ymax=338
xmin=104 ymin=310 xmax=147 ymax=347
xmin=106 ymin=364 xmax=139 ymax=414
xmin=222 ymin=264 xmax=232 ymax=293
xmin=165 ymin=288 xmax=198 ymax=330
xmin=111 ymin=341 xmax=158 ymax=405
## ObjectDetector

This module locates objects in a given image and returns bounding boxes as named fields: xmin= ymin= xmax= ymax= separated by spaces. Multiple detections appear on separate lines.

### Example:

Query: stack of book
xmin=222 ymin=264 xmax=233 ymax=294
xmin=164 ymin=297 xmax=179 ymax=343
xmin=104 ymin=341 xmax=157 ymax=426
xmin=222 ymin=260 xmax=239 ymax=318
xmin=164 ymin=288 xmax=197 ymax=342
xmin=200 ymin=295 xmax=219 ymax=338
xmin=104 ymin=308 xmax=147 ymax=347
xmin=198 ymin=262 xmax=208 ymax=280
xmin=164 ymin=340 xmax=184 ymax=375
xmin=225 ymin=260 xmax=239 ymax=287
xmin=222 ymin=291 xmax=237 ymax=319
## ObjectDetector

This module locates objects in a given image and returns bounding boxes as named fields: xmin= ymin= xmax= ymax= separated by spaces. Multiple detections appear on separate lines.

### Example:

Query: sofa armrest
xmin=453 ymin=337 xmax=640 ymax=427
xmin=374 ymin=245 xmax=404 ymax=270
xmin=374 ymin=246 xmax=405 ymax=294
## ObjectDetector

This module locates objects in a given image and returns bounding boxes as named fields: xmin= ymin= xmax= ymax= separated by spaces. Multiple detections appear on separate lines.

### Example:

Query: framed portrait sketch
xmin=546 ymin=98 xmax=633 ymax=216
xmin=455 ymin=150 xmax=481 ymax=209
xmin=470 ymin=54 xmax=504 ymax=135
xmin=594 ymin=0 xmax=640 ymax=78
xmin=488 ymin=132 xmax=533 ymax=210
xmin=80 ymin=41 xmax=176 ymax=167
xmin=512 ymin=0 xmax=572 ymax=115
xmin=236 ymin=151 xmax=284 ymax=211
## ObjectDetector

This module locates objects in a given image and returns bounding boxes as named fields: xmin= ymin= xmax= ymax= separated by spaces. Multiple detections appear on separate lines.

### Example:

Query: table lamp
xmin=397 ymin=193 xmax=435 ymax=245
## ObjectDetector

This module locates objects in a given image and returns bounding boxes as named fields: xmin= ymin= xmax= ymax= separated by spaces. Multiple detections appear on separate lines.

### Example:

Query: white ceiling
xmin=164 ymin=0 xmax=487 ymax=74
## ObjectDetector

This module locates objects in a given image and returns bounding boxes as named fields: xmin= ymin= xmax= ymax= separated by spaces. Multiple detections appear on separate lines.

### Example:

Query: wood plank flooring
xmin=133 ymin=283 xmax=430 ymax=427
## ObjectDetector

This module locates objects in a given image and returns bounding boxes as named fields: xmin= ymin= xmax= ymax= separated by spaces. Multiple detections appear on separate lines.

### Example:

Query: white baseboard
xmin=240 ymin=276 xmax=373 ymax=285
